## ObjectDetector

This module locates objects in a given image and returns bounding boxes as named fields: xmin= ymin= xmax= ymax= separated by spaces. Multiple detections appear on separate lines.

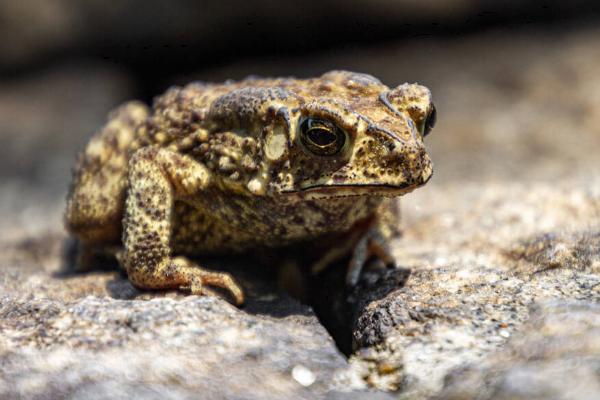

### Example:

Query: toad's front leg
xmin=122 ymin=147 xmax=244 ymax=305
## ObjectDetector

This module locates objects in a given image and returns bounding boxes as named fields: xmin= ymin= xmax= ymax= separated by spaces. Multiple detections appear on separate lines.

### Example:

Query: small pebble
xmin=292 ymin=365 xmax=316 ymax=387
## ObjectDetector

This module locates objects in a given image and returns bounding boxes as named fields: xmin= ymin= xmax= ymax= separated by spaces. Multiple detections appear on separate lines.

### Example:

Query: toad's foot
xmin=170 ymin=257 xmax=244 ymax=305
xmin=346 ymin=228 xmax=395 ymax=286
xmin=128 ymin=256 xmax=244 ymax=305
xmin=309 ymin=224 xmax=396 ymax=287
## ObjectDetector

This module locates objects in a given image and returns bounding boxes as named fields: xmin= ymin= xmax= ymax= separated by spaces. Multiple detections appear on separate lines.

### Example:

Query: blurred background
xmin=1 ymin=0 xmax=599 ymax=239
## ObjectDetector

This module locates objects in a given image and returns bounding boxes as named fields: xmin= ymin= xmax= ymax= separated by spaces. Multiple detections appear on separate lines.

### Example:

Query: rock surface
xmin=0 ymin=295 xmax=352 ymax=399
xmin=346 ymin=181 xmax=599 ymax=395
xmin=1 ymin=24 xmax=599 ymax=400
xmin=437 ymin=300 xmax=600 ymax=400
xmin=0 ymin=236 xmax=396 ymax=399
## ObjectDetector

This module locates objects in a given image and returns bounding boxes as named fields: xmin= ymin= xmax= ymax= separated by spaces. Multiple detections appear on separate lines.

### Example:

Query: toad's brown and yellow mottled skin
xmin=65 ymin=71 xmax=435 ymax=305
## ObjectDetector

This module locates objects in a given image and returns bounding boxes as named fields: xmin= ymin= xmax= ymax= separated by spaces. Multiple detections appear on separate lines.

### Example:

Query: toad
xmin=65 ymin=71 xmax=435 ymax=305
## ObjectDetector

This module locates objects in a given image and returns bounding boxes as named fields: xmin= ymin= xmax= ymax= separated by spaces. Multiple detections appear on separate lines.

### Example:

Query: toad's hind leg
xmin=65 ymin=102 xmax=150 ymax=245
xmin=122 ymin=146 xmax=244 ymax=305
xmin=65 ymin=102 xmax=150 ymax=270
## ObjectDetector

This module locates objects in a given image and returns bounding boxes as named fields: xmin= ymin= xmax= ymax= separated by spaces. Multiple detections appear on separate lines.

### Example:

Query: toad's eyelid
xmin=299 ymin=103 xmax=358 ymax=133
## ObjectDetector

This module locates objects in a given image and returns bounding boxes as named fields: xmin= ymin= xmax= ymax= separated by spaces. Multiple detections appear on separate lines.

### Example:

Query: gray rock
xmin=346 ymin=182 xmax=599 ymax=395
xmin=0 ymin=282 xmax=356 ymax=399
xmin=436 ymin=301 xmax=600 ymax=400
xmin=0 ymin=235 xmax=386 ymax=399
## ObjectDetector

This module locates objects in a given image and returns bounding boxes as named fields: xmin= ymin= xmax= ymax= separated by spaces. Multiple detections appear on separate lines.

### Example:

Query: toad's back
xmin=65 ymin=78 xmax=287 ymax=243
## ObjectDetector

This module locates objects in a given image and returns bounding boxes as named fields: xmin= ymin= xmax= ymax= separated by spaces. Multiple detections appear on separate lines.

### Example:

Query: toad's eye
xmin=299 ymin=118 xmax=346 ymax=156
xmin=423 ymin=103 xmax=436 ymax=137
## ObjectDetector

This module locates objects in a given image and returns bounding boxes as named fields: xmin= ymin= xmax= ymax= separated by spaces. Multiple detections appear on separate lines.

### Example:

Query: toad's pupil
xmin=308 ymin=128 xmax=336 ymax=146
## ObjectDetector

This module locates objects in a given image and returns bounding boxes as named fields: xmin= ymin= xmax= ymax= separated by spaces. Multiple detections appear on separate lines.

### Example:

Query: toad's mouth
xmin=281 ymin=180 xmax=429 ymax=199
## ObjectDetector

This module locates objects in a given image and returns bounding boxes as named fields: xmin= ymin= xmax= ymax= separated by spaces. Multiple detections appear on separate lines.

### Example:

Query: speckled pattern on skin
xmin=65 ymin=70 xmax=435 ymax=304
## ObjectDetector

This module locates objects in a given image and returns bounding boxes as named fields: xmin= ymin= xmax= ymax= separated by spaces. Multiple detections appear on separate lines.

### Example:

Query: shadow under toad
xmin=58 ymin=237 xmax=312 ymax=317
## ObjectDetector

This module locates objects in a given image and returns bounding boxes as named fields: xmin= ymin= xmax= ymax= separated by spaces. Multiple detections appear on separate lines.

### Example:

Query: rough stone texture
xmin=436 ymin=301 xmax=600 ymax=400
xmin=1 ymin=23 xmax=599 ymax=400
xmin=347 ymin=181 xmax=599 ymax=395
xmin=0 ymin=238 xmax=383 ymax=399
xmin=0 ymin=295 xmax=348 ymax=399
